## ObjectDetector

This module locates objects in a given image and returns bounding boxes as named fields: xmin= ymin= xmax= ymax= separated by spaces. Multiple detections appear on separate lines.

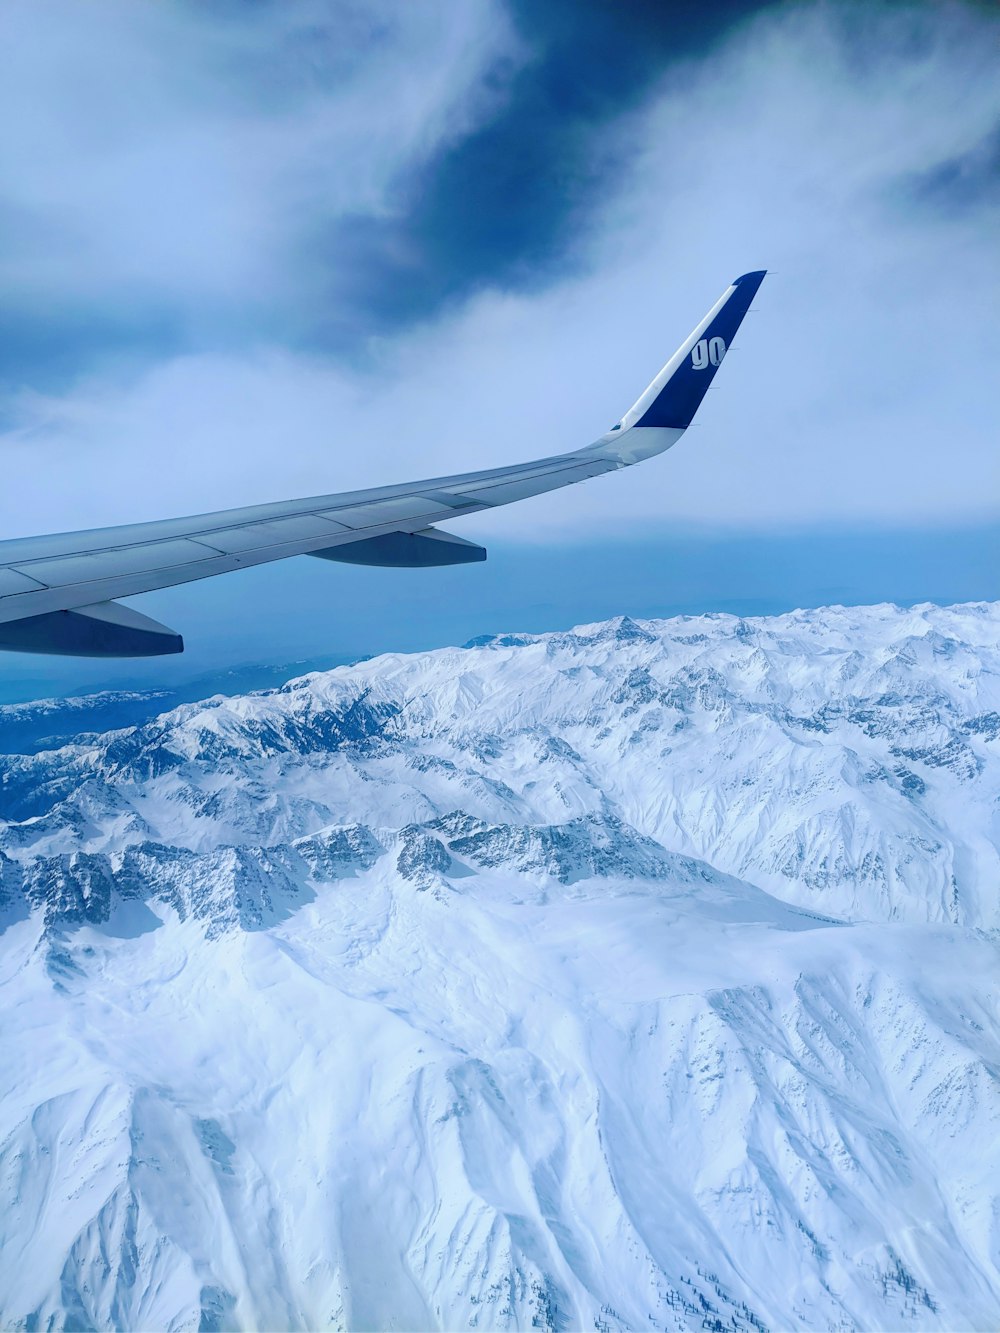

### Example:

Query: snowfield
xmin=1 ymin=601 xmax=998 ymax=1331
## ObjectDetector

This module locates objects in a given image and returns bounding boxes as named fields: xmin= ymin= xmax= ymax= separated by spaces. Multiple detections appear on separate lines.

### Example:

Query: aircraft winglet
xmin=618 ymin=270 xmax=766 ymax=432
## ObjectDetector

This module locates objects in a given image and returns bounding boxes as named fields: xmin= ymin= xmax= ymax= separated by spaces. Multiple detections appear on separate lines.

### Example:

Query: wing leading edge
xmin=0 ymin=271 xmax=765 ymax=657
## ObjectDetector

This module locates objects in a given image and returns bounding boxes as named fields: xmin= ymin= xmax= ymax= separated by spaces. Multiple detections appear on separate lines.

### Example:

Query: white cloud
xmin=0 ymin=1 xmax=997 ymax=543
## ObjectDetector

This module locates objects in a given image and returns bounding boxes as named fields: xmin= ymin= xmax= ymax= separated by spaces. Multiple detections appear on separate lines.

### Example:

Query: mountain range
xmin=1 ymin=601 xmax=998 ymax=1330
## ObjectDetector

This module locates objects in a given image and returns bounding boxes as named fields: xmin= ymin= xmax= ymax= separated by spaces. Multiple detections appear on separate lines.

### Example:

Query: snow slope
xmin=0 ymin=601 xmax=998 ymax=1330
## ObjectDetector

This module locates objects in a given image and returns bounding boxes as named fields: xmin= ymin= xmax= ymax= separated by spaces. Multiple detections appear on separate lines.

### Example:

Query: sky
xmin=0 ymin=0 xmax=997 ymax=701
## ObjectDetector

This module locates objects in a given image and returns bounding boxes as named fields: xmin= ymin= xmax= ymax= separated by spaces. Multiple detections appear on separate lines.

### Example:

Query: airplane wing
xmin=0 ymin=271 xmax=765 ymax=657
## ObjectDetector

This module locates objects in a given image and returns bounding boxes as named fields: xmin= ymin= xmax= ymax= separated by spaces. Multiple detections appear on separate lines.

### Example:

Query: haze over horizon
xmin=0 ymin=0 xmax=996 ymax=699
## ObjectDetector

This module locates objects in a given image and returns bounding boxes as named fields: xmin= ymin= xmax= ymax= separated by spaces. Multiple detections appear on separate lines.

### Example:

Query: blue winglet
xmin=631 ymin=270 xmax=766 ymax=430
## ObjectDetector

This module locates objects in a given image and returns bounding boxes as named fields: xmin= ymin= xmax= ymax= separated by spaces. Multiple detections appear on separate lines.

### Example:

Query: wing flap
xmin=11 ymin=537 xmax=221 ymax=589
xmin=0 ymin=568 xmax=47 ymax=596
xmin=201 ymin=514 xmax=350 ymax=555
xmin=332 ymin=495 xmax=446 ymax=529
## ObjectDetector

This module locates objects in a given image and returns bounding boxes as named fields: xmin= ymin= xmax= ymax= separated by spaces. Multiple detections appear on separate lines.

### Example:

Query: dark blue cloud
xmin=312 ymin=0 xmax=768 ymax=338
xmin=901 ymin=121 xmax=1000 ymax=215
xmin=0 ymin=310 xmax=183 ymax=398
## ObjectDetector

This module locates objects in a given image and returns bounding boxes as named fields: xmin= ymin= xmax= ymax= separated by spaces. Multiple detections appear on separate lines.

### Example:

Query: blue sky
xmin=0 ymin=0 xmax=997 ymax=701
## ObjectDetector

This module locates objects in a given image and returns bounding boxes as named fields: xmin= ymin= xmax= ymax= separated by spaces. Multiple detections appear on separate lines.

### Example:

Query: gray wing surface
xmin=0 ymin=271 xmax=764 ymax=657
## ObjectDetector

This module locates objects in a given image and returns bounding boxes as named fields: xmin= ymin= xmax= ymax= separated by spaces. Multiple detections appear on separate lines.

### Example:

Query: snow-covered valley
xmin=1 ymin=601 xmax=999 ymax=1330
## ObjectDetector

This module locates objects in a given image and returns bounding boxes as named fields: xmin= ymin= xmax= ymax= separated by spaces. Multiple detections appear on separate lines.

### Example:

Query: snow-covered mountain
xmin=1 ymin=601 xmax=998 ymax=1331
